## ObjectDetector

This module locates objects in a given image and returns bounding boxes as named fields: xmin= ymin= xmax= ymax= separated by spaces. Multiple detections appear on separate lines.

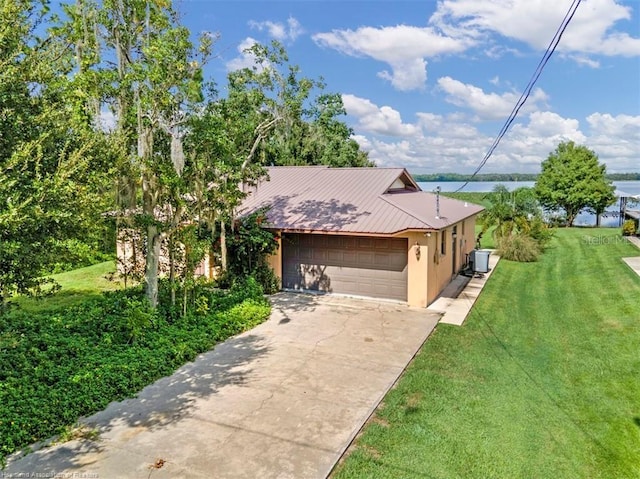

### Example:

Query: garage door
xmin=282 ymin=234 xmax=408 ymax=301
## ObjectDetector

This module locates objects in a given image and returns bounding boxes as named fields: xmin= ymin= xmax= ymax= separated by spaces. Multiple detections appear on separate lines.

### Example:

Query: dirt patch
xmin=370 ymin=415 xmax=390 ymax=428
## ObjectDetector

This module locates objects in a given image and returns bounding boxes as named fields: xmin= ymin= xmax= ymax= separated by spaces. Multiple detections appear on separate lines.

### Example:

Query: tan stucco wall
xmin=266 ymin=231 xmax=283 ymax=282
xmin=403 ymin=232 xmax=431 ymax=308
xmin=403 ymin=217 xmax=478 ymax=306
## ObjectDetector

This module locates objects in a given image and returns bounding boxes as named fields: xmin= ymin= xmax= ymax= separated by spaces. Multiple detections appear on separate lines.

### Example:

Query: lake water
xmin=417 ymin=180 xmax=640 ymax=227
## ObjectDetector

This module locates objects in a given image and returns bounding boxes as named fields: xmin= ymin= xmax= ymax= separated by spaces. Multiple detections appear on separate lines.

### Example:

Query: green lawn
xmin=333 ymin=228 xmax=640 ymax=479
xmin=11 ymin=261 xmax=119 ymax=312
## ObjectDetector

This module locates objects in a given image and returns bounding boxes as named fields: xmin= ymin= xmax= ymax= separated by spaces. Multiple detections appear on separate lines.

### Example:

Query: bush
xmin=527 ymin=215 xmax=555 ymax=249
xmin=497 ymin=234 xmax=541 ymax=262
xmin=622 ymin=220 xmax=637 ymax=236
xmin=0 ymin=279 xmax=271 ymax=464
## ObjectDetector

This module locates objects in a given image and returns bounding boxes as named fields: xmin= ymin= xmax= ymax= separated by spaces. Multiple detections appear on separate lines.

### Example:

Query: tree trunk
xmin=168 ymin=236 xmax=176 ymax=307
xmin=220 ymin=220 xmax=228 ymax=272
xmin=145 ymin=224 xmax=161 ymax=308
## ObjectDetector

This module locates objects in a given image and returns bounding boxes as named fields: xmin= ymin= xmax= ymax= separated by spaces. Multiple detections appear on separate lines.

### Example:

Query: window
xmin=440 ymin=230 xmax=446 ymax=255
xmin=461 ymin=220 xmax=465 ymax=236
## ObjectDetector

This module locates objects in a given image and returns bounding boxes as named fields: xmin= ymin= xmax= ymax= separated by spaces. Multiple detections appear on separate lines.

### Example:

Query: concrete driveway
xmin=5 ymin=293 xmax=440 ymax=479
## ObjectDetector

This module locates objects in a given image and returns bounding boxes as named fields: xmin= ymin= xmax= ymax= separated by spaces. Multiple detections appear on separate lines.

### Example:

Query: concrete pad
xmin=626 ymin=236 xmax=640 ymax=250
xmin=623 ymin=257 xmax=640 ymax=278
xmin=430 ymin=252 xmax=501 ymax=326
xmin=4 ymin=293 xmax=440 ymax=479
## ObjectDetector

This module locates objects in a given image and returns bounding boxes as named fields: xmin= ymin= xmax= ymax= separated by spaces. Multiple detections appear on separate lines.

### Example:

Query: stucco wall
xmin=266 ymin=231 xmax=283 ymax=282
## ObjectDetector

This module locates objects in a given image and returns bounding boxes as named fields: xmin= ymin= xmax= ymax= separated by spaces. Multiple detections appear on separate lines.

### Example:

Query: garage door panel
xmin=282 ymin=234 xmax=408 ymax=301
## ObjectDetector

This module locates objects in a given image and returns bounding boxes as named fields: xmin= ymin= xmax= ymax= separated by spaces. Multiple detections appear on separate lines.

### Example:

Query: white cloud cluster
xmin=342 ymin=94 xmax=420 ymax=136
xmin=437 ymin=77 xmax=548 ymax=120
xmin=431 ymin=0 xmax=640 ymax=58
xmin=225 ymin=37 xmax=266 ymax=72
xmin=312 ymin=0 xmax=639 ymax=92
xmin=585 ymin=113 xmax=640 ymax=171
xmin=343 ymin=90 xmax=639 ymax=173
xmin=313 ymin=25 xmax=474 ymax=91
xmin=249 ymin=17 xmax=304 ymax=42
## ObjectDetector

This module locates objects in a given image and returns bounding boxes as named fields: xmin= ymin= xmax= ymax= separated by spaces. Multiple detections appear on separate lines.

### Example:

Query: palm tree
xmin=479 ymin=185 xmax=540 ymax=242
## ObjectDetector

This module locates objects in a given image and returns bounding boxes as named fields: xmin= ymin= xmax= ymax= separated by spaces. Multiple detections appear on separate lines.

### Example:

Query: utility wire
xmin=455 ymin=0 xmax=582 ymax=192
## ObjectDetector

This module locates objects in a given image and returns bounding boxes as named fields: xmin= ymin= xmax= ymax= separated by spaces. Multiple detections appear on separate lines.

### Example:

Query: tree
xmin=86 ymin=0 xmax=212 ymax=307
xmin=0 ymin=0 xmax=112 ymax=304
xmin=479 ymin=185 xmax=553 ymax=261
xmin=535 ymin=141 xmax=615 ymax=227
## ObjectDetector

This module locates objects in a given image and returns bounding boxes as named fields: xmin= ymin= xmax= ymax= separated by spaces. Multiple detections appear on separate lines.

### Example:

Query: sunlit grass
xmin=333 ymin=228 xmax=640 ymax=479
xmin=11 ymin=261 xmax=120 ymax=312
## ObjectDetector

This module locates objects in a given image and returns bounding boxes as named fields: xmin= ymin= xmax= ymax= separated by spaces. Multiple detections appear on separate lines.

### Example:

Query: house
xmin=239 ymin=166 xmax=484 ymax=307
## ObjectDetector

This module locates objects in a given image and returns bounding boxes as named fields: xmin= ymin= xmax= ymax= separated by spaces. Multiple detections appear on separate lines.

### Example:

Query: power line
xmin=455 ymin=0 xmax=582 ymax=192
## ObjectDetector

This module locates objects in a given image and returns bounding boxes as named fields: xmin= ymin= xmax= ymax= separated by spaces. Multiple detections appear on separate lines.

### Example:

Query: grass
xmin=333 ymin=228 xmax=640 ymax=479
xmin=10 ymin=261 xmax=119 ymax=312
xmin=443 ymin=191 xmax=492 ymax=208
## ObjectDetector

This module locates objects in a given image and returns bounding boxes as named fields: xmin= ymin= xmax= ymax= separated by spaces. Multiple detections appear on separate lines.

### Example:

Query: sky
xmin=132 ymin=1 xmax=640 ymax=173
xmin=172 ymin=0 xmax=640 ymax=174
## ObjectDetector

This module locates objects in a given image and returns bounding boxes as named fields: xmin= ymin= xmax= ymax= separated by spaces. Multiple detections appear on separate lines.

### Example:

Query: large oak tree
xmin=534 ymin=141 xmax=615 ymax=227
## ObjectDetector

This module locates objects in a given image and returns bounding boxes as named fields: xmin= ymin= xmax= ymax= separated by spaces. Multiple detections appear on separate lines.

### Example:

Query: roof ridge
xmin=379 ymin=193 xmax=433 ymax=229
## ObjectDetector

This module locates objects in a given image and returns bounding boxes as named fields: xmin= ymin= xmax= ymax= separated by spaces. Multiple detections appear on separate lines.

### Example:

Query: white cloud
xmin=430 ymin=0 xmax=640 ymax=59
xmin=346 ymin=92 xmax=639 ymax=173
xmin=568 ymin=55 xmax=601 ymax=68
xmin=585 ymin=113 xmax=640 ymax=170
xmin=249 ymin=17 xmax=304 ymax=42
xmin=437 ymin=76 xmax=549 ymax=120
xmin=313 ymin=25 xmax=475 ymax=91
xmin=226 ymin=37 xmax=264 ymax=72
xmin=342 ymin=94 xmax=420 ymax=136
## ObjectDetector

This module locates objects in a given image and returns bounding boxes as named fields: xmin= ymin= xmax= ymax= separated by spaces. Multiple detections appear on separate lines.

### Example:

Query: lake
xmin=417 ymin=180 xmax=640 ymax=227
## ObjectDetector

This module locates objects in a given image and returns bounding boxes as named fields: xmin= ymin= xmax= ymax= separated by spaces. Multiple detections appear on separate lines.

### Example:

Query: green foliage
xmin=622 ymin=220 xmax=637 ymax=236
xmin=223 ymin=210 xmax=280 ymax=294
xmin=496 ymin=234 xmax=541 ymax=262
xmin=535 ymin=141 xmax=616 ymax=226
xmin=0 ymin=0 xmax=115 ymax=304
xmin=478 ymin=185 xmax=553 ymax=261
xmin=0 ymin=278 xmax=270 ymax=463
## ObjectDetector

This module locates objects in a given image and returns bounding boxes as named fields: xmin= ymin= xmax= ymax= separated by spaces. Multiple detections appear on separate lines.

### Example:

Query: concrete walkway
xmin=4 ymin=294 xmax=440 ymax=479
xmin=626 ymin=235 xmax=640 ymax=249
xmin=622 ymin=235 xmax=640 ymax=278
xmin=622 ymin=236 xmax=640 ymax=278
xmin=429 ymin=252 xmax=501 ymax=326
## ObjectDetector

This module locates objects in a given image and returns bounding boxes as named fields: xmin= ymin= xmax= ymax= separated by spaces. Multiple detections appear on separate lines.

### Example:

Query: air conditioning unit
xmin=470 ymin=249 xmax=491 ymax=273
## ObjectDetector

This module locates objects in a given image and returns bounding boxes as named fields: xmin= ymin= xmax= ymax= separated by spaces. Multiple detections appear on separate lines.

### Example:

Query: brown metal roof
xmin=239 ymin=166 xmax=484 ymax=234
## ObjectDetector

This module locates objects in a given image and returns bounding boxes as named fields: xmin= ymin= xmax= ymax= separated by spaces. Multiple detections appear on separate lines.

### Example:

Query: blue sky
xmin=173 ymin=0 xmax=640 ymax=174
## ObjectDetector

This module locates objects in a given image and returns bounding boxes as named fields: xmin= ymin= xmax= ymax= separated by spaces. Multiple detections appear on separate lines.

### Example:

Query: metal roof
xmin=239 ymin=166 xmax=484 ymax=234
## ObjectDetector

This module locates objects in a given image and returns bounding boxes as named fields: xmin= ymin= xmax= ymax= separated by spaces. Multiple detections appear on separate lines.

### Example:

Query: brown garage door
xmin=282 ymin=234 xmax=408 ymax=301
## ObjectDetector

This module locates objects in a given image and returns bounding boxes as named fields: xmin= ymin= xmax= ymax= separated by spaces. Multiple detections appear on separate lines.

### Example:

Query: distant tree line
xmin=412 ymin=172 xmax=640 ymax=182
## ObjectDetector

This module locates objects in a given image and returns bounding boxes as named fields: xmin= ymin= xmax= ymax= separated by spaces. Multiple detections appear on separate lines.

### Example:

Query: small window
xmin=440 ymin=230 xmax=446 ymax=255
xmin=461 ymin=220 xmax=465 ymax=236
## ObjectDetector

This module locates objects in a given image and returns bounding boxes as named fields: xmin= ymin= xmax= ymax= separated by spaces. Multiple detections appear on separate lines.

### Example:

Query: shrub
xmin=0 ymin=280 xmax=271 ymax=464
xmin=497 ymin=234 xmax=541 ymax=262
xmin=622 ymin=220 xmax=637 ymax=236
xmin=527 ymin=215 xmax=555 ymax=250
